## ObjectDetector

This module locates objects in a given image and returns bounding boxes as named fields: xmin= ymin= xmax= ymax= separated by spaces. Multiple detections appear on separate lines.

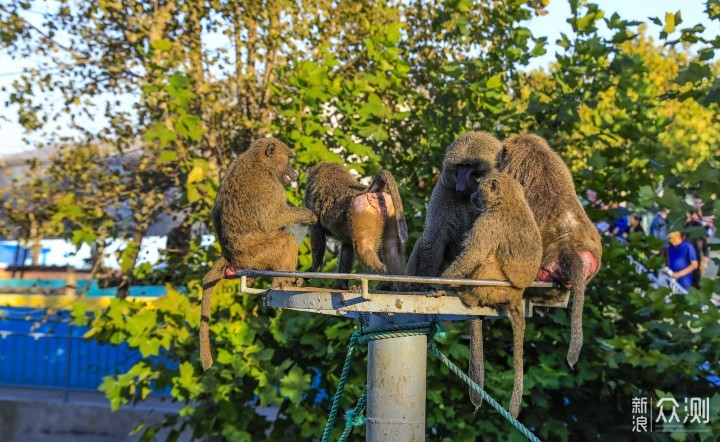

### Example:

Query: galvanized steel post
xmin=366 ymin=314 xmax=426 ymax=442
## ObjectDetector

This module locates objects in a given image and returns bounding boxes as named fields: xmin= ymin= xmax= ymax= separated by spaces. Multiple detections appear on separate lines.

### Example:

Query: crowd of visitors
xmin=597 ymin=199 xmax=715 ymax=291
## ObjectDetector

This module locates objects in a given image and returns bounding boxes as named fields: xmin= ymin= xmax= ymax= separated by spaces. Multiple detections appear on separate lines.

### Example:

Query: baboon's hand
xmin=428 ymin=289 xmax=447 ymax=298
xmin=441 ymin=264 xmax=463 ymax=279
xmin=304 ymin=210 xmax=318 ymax=224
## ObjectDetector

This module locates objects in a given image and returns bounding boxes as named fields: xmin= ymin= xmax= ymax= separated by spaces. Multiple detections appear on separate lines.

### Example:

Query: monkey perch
xmin=233 ymin=270 xmax=569 ymax=442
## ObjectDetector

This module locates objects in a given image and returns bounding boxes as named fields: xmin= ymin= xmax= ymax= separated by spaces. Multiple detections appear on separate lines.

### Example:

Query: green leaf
xmin=385 ymin=21 xmax=403 ymax=45
xmin=71 ymin=302 xmax=88 ymax=326
xmin=138 ymin=339 xmax=161 ymax=358
xmin=125 ymin=309 xmax=157 ymax=335
xmin=144 ymin=123 xmax=177 ymax=147
xmin=119 ymin=242 xmax=141 ymax=272
xmin=187 ymin=165 xmax=204 ymax=184
xmin=158 ymin=149 xmax=178 ymax=163
xmin=176 ymin=361 xmax=197 ymax=390
xmin=674 ymin=62 xmax=712 ymax=85
xmin=457 ymin=0 xmax=472 ymax=13
xmin=169 ymin=72 xmax=191 ymax=89
xmin=486 ymin=74 xmax=503 ymax=89
xmin=151 ymin=39 xmax=173 ymax=51
xmin=279 ymin=366 xmax=311 ymax=405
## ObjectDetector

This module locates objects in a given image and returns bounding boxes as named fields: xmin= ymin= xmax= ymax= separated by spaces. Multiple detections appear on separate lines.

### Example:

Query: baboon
xmin=405 ymin=131 xmax=502 ymax=281
xmin=442 ymin=173 xmax=542 ymax=418
xmin=402 ymin=131 xmax=501 ymax=408
xmin=304 ymin=162 xmax=408 ymax=289
xmin=199 ymin=138 xmax=317 ymax=370
xmin=497 ymin=134 xmax=602 ymax=368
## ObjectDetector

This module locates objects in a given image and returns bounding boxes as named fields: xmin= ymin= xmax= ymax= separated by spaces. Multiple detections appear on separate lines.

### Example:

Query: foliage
xmin=2 ymin=0 xmax=719 ymax=440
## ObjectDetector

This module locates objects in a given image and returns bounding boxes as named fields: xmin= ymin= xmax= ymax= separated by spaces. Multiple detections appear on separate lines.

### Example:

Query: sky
xmin=0 ymin=0 xmax=717 ymax=156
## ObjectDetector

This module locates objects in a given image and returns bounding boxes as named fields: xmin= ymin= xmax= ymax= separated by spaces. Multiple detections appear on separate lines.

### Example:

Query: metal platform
xmin=234 ymin=270 xmax=569 ymax=320
xmin=229 ymin=269 xmax=565 ymax=441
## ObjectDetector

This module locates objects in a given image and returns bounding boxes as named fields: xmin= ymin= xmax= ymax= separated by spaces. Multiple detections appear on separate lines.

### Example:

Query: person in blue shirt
xmin=611 ymin=207 xmax=629 ymax=237
xmin=650 ymin=209 xmax=670 ymax=240
xmin=666 ymin=231 xmax=699 ymax=289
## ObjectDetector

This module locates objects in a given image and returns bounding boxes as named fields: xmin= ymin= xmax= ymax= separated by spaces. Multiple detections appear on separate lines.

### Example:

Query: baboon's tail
xmin=507 ymin=298 xmax=525 ymax=419
xmin=375 ymin=170 xmax=408 ymax=252
xmin=469 ymin=318 xmax=484 ymax=408
xmin=200 ymin=257 xmax=227 ymax=371
xmin=566 ymin=253 xmax=586 ymax=368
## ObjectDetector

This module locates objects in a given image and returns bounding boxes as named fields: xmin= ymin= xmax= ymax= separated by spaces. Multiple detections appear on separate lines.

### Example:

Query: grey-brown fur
xmin=497 ymin=134 xmax=602 ymax=368
xmin=403 ymin=131 xmax=501 ymax=409
xmin=304 ymin=162 xmax=407 ymax=289
xmin=405 ymin=131 xmax=502 ymax=280
xmin=199 ymin=138 xmax=317 ymax=370
xmin=442 ymin=172 xmax=542 ymax=418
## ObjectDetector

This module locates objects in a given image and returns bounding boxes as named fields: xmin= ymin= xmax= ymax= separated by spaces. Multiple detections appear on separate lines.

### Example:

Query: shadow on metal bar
xmin=231 ymin=269 xmax=568 ymax=320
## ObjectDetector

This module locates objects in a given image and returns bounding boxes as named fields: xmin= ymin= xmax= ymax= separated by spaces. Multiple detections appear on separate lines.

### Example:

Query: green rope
xmin=320 ymin=330 xmax=359 ymax=442
xmin=339 ymin=387 xmax=367 ymax=442
xmin=320 ymin=323 xmax=431 ymax=442
xmin=429 ymin=343 xmax=541 ymax=442
xmin=321 ymin=321 xmax=541 ymax=442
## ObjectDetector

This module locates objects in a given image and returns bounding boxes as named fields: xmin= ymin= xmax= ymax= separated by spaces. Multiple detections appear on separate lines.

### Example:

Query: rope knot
xmin=432 ymin=323 xmax=447 ymax=341
xmin=344 ymin=408 xmax=366 ymax=429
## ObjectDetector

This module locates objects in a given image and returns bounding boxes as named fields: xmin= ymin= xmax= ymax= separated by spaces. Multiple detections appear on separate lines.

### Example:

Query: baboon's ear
xmin=368 ymin=175 xmax=386 ymax=193
xmin=490 ymin=178 xmax=499 ymax=193
xmin=265 ymin=142 xmax=276 ymax=157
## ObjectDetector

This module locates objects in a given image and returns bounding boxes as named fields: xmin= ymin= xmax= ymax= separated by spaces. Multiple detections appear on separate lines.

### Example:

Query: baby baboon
xmin=304 ymin=162 xmax=408 ymax=289
xmin=497 ymin=134 xmax=602 ymax=368
xmin=199 ymin=138 xmax=317 ymax=370
xmin=442 ymin=173 xmax=542 ymax=418
xmin=405 ymin=131 xmax=502 ymax=285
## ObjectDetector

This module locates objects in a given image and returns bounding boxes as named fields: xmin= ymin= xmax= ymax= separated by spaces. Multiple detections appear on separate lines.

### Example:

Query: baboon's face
xmin=446 ymin=161 xmax=492 ymax=197
xmin=264 ymin=141 xmax=298 ymax=185
xmin=471 ymin=174 xmax=502 ymax=209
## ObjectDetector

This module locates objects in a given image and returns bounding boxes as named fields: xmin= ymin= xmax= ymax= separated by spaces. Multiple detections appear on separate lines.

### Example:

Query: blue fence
xmin=0 ymin=307 xmax=143 ymax=392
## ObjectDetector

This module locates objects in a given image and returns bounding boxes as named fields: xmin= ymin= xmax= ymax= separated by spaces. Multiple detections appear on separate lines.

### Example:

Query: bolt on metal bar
xmin=233 ymin=269 xmax=557 ymax=288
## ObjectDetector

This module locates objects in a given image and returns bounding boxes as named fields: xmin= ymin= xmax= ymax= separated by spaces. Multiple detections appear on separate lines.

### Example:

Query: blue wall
xmin=0 ymin=307 xmax=142 ymax=391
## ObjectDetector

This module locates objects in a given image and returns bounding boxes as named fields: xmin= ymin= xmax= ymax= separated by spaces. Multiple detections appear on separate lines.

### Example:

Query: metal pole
xmin=366 ymin=314 xmax=426 ymax=442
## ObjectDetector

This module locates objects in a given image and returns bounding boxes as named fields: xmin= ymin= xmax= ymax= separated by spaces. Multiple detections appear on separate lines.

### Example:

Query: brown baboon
xmin=199 ymin=138 xmax=317 ymax=370
xmin=442 ymin=173 xmax=542 ymax=418
xmin=304 ymin=162 xmax=408 ymax=289
xmin=403 ymin=131 xmax=501 ymax=408
xmin=405 ymin=131 xmax=502 ymax=281
xmin=497 ymin=134 xmax=602 ymax=368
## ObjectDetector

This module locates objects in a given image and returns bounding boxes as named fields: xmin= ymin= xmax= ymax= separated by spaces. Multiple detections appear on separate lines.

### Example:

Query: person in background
xmin=649 ymin=208 xmax=670 ymax=259
xmin=650 ymin=208 xmax=670 ymax=241
xmin=623 ymin=214 xmax=645 ymax=239
xmin=586 ymin=189 xmax=604 ymax=209
xmin=684 ymin=211 xmax=709 ymax=288
xmin=666 ymin=231 xmax=699 ymax=290
xmin=610 ymin=205 xmax=629 ymax=238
